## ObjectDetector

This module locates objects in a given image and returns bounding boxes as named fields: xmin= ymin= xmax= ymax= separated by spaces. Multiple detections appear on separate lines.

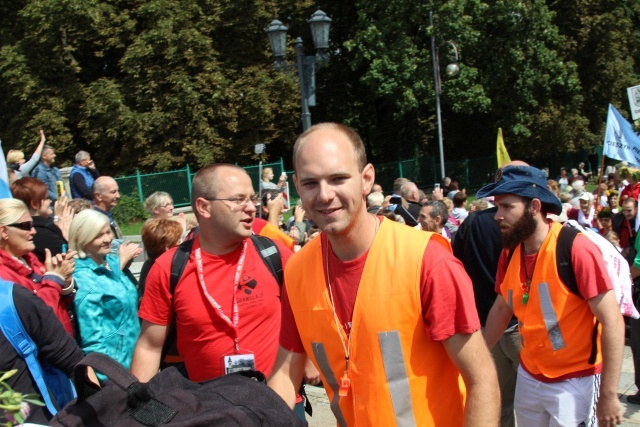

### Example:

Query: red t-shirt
xmin=280 ymin=235 xmax=481 ymax=353
xmin=139 ymin=236 xmax=292 ymax=382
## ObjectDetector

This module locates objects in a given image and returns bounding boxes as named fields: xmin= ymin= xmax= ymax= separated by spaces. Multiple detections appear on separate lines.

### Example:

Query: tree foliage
xmin=0 ymin=0 xmax=639 ymax=176
xmin=0 ymin=0 xmax=310 ymax=174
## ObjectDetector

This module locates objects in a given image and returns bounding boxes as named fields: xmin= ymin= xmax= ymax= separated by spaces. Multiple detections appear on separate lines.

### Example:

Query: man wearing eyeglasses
xmin=131 ymin=164 xmax=294 ymax=384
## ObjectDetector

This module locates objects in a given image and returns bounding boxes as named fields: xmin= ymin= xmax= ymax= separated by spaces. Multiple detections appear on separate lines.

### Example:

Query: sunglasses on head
xmin=7 ymin=221 xmax=34 ymax=231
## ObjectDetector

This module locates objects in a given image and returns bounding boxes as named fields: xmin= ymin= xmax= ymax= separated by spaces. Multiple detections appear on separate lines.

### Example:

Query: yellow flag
xmin=496 ymin=128 xmax=511 ymax=167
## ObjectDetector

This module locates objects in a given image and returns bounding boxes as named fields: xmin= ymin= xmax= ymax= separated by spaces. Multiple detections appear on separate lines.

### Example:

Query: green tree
xmin=0 ymin=0 xmax=310 ymax=174
xmin=551 ymin=0 xmax=640 ymax=138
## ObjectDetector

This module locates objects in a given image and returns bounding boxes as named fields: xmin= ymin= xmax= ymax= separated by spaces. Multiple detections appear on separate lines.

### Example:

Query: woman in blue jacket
xmin=68 ymin=210 xmax=141 ymax=370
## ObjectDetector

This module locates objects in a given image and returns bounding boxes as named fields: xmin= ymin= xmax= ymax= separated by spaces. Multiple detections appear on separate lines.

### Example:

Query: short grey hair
xmin=75 ymin=151 xmax=90 ymax=164
xmin=68 ymin=210 xmax=110 ymax=259
xmin=367 ymin=191 xmax=384 ymax=207
xmin=423 ymin=200 xmax=448 ymax=227
xmin=393 ymin=178 xmax=410 ymax=194
xmin=400 ymin=182 xmax=418 ymax=200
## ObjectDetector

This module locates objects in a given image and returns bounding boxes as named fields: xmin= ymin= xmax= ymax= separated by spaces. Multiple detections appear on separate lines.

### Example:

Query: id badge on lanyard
xmin=195 ymin=241 xmax=255 ymax=374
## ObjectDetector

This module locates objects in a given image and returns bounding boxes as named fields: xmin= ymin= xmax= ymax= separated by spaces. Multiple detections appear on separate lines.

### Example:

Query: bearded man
xmin=482 ymin=162 xmax=624 ymax=426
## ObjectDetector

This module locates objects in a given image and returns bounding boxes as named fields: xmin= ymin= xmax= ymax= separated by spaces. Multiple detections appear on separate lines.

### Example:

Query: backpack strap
xmin=504 ymin=226 xmax=581 ymax=297
xmin=556 ymin=226 xmax=581 ymax=297
xmin=250 ymin=235 xmax=283 ymax=288
xmin=160 ymin=239 xmax=195 ymax=368
xmin=170 ymin=239 xmax=194 ymax=295
xmin=0 ymin=281 xmax=59 ymax=415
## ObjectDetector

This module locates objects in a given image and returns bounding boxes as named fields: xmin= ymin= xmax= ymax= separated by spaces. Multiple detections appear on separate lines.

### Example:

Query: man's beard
xmin=499 ymin=208 xmax=537 ymax=250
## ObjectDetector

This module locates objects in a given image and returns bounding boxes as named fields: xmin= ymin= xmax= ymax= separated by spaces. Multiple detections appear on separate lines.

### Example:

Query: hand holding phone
xmin=56 ymin=181 xmax=65 ymax=199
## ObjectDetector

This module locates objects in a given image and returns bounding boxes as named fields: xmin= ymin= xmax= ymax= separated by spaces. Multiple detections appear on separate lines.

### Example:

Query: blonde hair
xmin=67 ymin=199 xmax=92 ymax=214
xmin=6 ymin=150 xmax=24 ymax=164
xmin=262 ymin=167 xmax=273 ymax=181
xmin=470 ymin=199 xmax=489 ymax=211
xmin=68 ymin=210 xmax=110 ymax=259
xmin=442 ymin=197 xmax=453 ymax=212
xmin=619 ymin=166 xmax=640 ymax=182
xmin=603 ymin=231 xmax=620 ymax=247
xmin=0 ymin=199 xmax=29 ymax=226
xmin=144 ymin=191 xmax=173 ymax=215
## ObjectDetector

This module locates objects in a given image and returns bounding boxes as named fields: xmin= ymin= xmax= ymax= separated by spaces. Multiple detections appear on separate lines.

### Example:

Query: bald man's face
xmin=96 ymin=179 xmax=120 ymax=211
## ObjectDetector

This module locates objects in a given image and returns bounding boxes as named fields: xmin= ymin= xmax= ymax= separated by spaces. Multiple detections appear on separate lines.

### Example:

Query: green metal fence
xmin=116 ymin=165 xmax=194 ymax=207
xmin=114 ymin=150 xmax=598 ymax=208
xmin=115 ymin=161 xmax=287 ymax=208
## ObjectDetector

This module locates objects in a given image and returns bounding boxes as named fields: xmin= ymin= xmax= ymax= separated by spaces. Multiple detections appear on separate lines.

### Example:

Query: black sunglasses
xmin=7 ymin=221 xmax=34 ymax=231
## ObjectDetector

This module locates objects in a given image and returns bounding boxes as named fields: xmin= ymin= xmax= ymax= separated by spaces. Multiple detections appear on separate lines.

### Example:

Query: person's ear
xmin=195 ymin=197 xmax=213 ymax=220
xmin=531 ymin=198 xmax=543 ymax=216
xmin=362 ymin=163 xmax=375 ymax=195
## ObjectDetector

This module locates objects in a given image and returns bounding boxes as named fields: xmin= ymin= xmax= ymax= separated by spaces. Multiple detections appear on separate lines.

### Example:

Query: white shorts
xmin=514 ymin=365 xmax=599 ymax=427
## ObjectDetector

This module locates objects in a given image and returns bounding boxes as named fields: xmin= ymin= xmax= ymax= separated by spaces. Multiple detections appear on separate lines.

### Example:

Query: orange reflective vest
xmin=252 ymin=218 xmax=294 ymax=251
xmin=500 ymin=222 xmax=602 ymax=379
xmin=286 ymin=219 xmax=466 ymax=426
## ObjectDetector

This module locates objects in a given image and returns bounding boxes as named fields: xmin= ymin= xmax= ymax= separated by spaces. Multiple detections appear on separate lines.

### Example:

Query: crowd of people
xmin=0 ymin=124 xmax=635 ymax=426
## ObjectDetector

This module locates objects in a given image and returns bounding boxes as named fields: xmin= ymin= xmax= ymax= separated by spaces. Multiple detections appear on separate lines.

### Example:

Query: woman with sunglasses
xmin=11 ymin=177 xmax=74 ymax=263
xmin=69 ymin=210 xmax=141 ymax=371
xmin=0 ymin=198 xmax=77 ymax=335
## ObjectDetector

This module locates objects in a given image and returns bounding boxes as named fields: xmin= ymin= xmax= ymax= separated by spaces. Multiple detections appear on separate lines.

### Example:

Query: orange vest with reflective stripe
xmin=501 ymin=222 xmax=602 ymax=379
xmin=252 ymin=218 xmax=295 ymax=251
xmin=286 ymin=219 xmax=466 ymax=426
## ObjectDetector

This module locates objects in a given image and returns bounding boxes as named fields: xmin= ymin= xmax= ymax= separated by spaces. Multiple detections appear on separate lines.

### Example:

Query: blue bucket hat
xmin=476 ymin=165 xmax=562 ymax=215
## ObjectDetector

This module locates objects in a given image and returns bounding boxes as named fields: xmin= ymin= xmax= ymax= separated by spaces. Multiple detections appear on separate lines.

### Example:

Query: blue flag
xmin=603 ymin=104 xmax=640 ymax=166
xmin=0 ymin=140 xmax=11 ymax=199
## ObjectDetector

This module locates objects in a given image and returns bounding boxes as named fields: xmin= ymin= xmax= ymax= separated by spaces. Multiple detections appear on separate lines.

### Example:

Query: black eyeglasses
xmin=7 ymin=221 xmax=34 ymax=231
xmin=206 ymin=195 xmax=259 ymax=208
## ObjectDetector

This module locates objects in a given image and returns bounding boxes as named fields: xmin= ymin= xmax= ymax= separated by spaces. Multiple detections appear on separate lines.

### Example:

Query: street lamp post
xmin=266 ymin=10 xmax=332 ymax=131
xmin=430 ymin=11 xmax=460 ymax=180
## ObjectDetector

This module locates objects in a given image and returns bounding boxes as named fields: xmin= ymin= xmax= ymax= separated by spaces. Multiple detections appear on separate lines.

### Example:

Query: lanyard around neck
xmin=195 ymin=240 xmax=247 ymax=352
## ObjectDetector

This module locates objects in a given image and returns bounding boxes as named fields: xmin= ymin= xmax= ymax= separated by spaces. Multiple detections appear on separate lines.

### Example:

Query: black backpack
xmin=50 ymin=352 xmax=304 ymax=427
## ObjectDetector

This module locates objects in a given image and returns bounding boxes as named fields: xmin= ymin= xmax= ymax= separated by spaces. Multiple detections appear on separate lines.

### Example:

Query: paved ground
xmin=619 ymin=344 xmax=640 ymax=425
xmin=302 ymin=344 xmax=640 ymax=426
xmin=305 ymin=385 xmax=336 ymax=427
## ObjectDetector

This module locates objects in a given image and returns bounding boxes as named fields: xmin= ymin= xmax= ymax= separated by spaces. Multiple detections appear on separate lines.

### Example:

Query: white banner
xmin=627 ymin=85 xmax=640 ymax=121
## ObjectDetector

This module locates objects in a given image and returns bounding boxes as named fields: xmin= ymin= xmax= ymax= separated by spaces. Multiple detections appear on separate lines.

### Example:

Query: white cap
xmin=578 ymin=192 xmax=593 ymax=202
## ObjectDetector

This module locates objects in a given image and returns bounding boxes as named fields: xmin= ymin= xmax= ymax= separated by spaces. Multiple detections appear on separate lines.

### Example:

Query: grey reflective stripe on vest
xmin=311 ymin=342 xmax=347 ymax=427
xmin=537 ymin=282 xmax=566 ymax=351
xmin=507 ymin=289 xmax=513 ymax=310
xmin=379 ymin=331 xmax=417 ymax=427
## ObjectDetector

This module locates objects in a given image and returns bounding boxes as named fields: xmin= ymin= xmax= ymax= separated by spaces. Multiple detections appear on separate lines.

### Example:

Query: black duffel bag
xmin=50 ymin=352 xmax=305 ymax=426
